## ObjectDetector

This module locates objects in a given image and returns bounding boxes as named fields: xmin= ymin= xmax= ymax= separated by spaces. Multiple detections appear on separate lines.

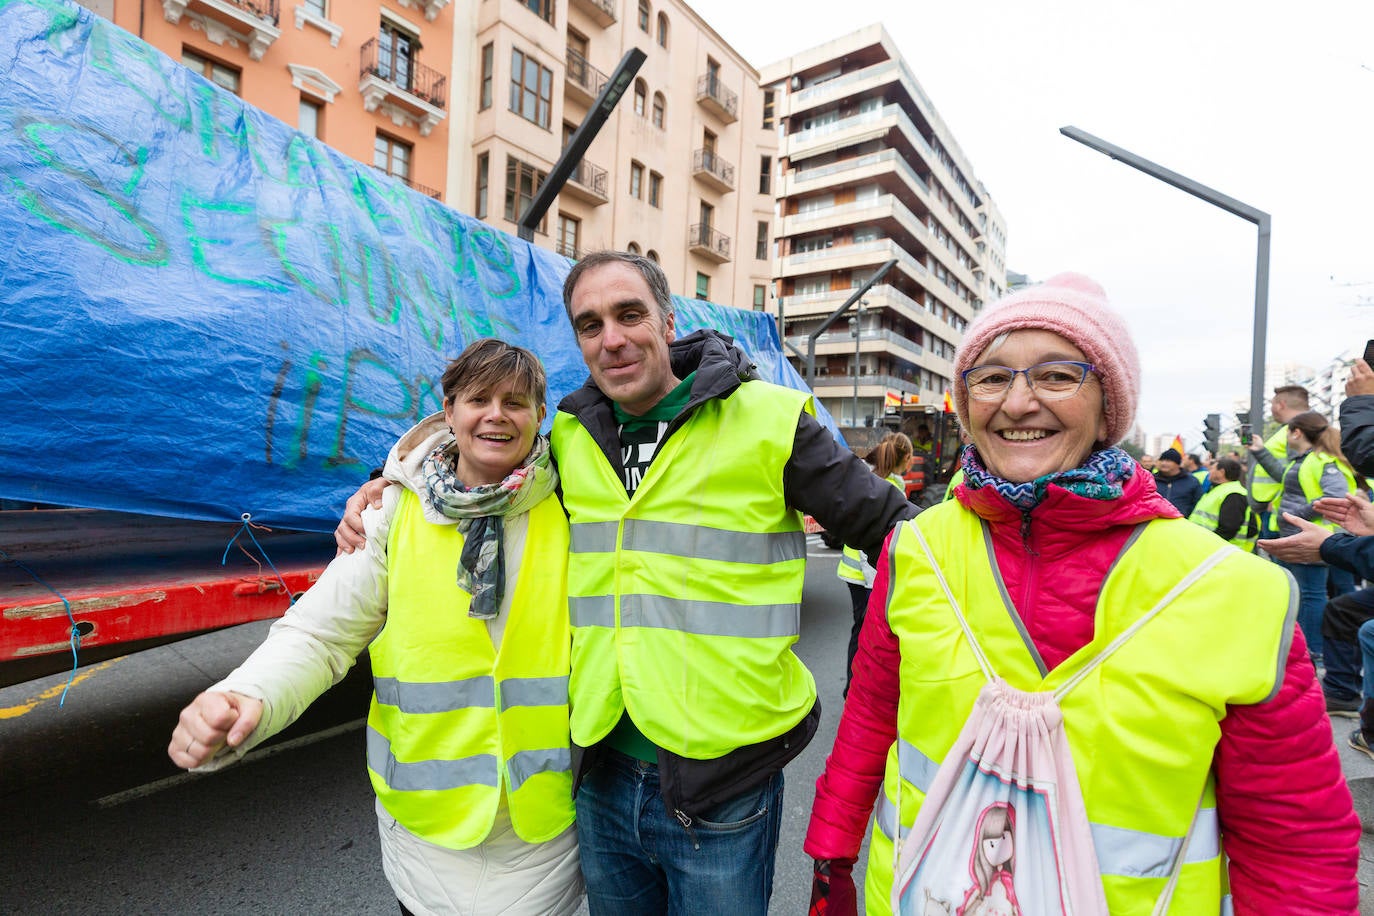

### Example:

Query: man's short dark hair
xmin=1273 ymin=385 xmax=1310 ymax=410
xmin=562 ymin=251 xmax=675 ymax=323
xmin=1216 ymin=456 xmax=1242 ymax=481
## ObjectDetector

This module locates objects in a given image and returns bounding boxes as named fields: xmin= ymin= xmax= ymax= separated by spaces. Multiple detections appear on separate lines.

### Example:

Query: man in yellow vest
xmin=1249 ymin=384 xmax=1310 ymax=537
xmin=1186 ymin=456 xmax=1257 ymax=550
xmin=554 ymin=252 xmax=917 ymax=915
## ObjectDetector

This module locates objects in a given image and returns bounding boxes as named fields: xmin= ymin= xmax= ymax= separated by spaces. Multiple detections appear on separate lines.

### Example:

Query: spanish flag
xmin=1169 ymin=434 xmax=1185 ymax=455
xmin=943 ymin=390 xmax=954 ymax=413
xmin=885 ymin=391 xmax=901 ymax=408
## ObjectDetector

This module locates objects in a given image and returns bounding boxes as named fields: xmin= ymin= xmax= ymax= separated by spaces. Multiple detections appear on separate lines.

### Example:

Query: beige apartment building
xmin=450 ymin=0 xmax=777 ymax=310
xmin=761 ymin=25 xmax=1008 ymax=426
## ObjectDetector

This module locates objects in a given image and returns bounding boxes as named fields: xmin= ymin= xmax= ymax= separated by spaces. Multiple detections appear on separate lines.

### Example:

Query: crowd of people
xmin=167 ymin=256 xmax=1367 ymax=914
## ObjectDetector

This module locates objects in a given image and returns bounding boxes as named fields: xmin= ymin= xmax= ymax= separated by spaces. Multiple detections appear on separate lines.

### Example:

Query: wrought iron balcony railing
xmin=360 ymin=37 xmax=448 ymax=109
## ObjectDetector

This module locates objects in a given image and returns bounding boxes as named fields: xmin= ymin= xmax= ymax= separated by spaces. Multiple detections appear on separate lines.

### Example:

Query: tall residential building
xmin=451 ymin=0 xmax=776 ymax=309
xmin=88 ymin=0 xmax=455 ymax=200
xmin=761 ymin=25 xmax=1008 ymax=426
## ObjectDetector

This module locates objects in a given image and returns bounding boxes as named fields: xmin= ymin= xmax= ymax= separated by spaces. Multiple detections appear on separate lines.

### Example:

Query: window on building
xmin=299 ymin=97 xmax=321 ymax=138
xmin=762 ymin=89 xmax=775 ymax=129
xmin=695 ymin=272 xmax=710 ymax=301
xmin=699 ymin=200 xmax=714 ymax=229
xmin=479 ymin=43 xmax=493 ymax=110
xmin=648 ymin=171 xmax=662 ymax=208
xmin=377 ymin=20 xmax=417 ymax=91
xmin=627 ymin=241 xmax=641 ymax=255
xmin=182 ymin=48 xmax=240 ymax=94
xmin=753 ymin=285 xmax=767 ymax=310
xmin=303 ymin=0 xmax=327 ymax=16
xmin=629 ymin=161 xmax=644 ymax=199
xmin=475 ymin=152 xmax=489 ymax=219
xmin=556 ymin=214 xmax=581 ymax=259
xmin=656 ymin=12 xmax=669 ymax=47
xmin=637 ymin=0 xmax=650 ymax=32
xmin=651 ymin=92 xmax=665 ymax=129
xmin=755 ymin=221 xmax=768 ymax=260
xmin=646 ymin=249 xmax=659 ymax=263
xmin=759 ymin=155 xmax=771 ymax=194
xmin=523 ymin=0 xmax=553 ymax=22
xmin=374 ymin=132 xmax=412 ymax=181
xmin=510 ymin=48 xmax=552 ymax=129
xmin=504 ymin=155 xmax=547 ymax=231
xmin=633 ymin=79 xmax=647 ymax=117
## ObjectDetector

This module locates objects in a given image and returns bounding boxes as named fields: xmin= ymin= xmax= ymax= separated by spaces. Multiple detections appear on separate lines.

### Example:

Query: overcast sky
xmin=688 ymin=0 xmax=1372 ymax=446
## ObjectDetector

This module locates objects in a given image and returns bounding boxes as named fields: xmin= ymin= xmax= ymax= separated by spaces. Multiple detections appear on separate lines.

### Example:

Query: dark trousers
xmin=845 ymin=583 xmax=870 ymax=697
xmin=1323 ymin=587 xmax=1374 ymax=702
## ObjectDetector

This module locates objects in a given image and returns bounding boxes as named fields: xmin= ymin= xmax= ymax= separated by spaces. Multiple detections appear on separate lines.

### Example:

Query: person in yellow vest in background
xmin=1249 ymin=411 xmax=1363 ymax=664
xmin=1184 ymin=452 xmax=1212 ymax=494
xmin=1187 ymin=456 xmax=1257 ymax=551
xmin=803 ymin=272 xmax=1358 ymax=914
xmin=912 ymin=423 xmax=934 ymax=455
xmin=170 ymin=340 xmax=583 ymax=915
xmin=837 ymin=432 xmax=914 ymax=695
xmin=1249 ymin=384 xmax=1310 ymax=538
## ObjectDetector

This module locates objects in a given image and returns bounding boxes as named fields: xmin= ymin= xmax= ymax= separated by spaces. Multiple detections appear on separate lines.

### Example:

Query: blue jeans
xmin=1361 ymin=619 xmax=1374 ymax=738
xmin=575 ymin=749 xmax=784 ymax=916
xmin=1324 ymin=588 xmax=1374 ymax=701
xmin=1284 ymin=561 xmax=1329 ymax=660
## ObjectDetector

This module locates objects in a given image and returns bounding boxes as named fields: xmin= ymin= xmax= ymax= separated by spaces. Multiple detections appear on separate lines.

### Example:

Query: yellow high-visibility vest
xmin=552 ymin=381 xmax=817 ymax=759
xmin=864 ymin=502 xmax=1293 ymax=914
xmin=1187 ymin=479 xmax=1257 ymax=551
xmin=368 ymin=489 xmax=574 ymax=848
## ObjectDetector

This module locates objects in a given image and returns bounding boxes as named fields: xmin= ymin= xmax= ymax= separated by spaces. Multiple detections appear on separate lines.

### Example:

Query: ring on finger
xmin=185 ymin=736 xmax=195 ymax=754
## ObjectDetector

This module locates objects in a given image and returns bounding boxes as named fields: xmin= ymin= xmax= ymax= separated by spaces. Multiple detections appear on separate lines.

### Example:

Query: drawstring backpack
xmin=892 ymin=520 xmax=1228 ymax=916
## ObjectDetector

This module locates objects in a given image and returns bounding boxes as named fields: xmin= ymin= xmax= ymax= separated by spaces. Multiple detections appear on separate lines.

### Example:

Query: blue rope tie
xmin=0 ymin=547 xmax=81 ymax=706
xmin=222 ymin=513 xmax=296 ymax=606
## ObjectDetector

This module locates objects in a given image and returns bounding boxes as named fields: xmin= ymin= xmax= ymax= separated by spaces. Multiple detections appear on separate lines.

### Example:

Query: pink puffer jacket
xmin=804 ymin=469 xmax=1360 ymax=914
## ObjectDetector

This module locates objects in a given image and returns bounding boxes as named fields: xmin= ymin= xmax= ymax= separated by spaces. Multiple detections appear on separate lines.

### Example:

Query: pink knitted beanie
xmin=952 ymin=272 xmax=1140 ymax=445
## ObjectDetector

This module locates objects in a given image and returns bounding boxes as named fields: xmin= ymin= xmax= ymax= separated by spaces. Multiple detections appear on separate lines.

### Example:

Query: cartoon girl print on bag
xmin=958 ymin=802 xmax=1020 ymax=916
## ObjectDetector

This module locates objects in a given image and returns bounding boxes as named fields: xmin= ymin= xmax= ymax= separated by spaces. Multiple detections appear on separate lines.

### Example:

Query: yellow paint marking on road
xmin=0 ymin=661 xmax=117 ymax=719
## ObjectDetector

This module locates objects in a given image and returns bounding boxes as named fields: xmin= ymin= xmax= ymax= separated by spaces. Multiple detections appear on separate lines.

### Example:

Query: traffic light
xmin=1202 ymin=414 xmax=1221 ymax=456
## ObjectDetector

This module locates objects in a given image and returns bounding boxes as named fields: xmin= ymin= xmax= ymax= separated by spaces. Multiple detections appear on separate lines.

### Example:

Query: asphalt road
xmin=5 ymin=540 xmax=1372 ymax=914
xmin=0 ymin=537 xmax=861 ymax=915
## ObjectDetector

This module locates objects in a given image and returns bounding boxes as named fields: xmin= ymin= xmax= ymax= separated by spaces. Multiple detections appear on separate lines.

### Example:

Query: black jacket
xmin=1340 ymin=394 xmax=1374 ymax=478
xmin=557 ymin=329 xmax=917 ymax=819
xmin=1155 ymin=470 xmax=1202 ymax=517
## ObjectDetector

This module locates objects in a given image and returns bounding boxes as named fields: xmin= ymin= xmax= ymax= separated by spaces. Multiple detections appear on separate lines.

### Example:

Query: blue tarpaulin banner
xmin=0 ymin=0 xmax=839 ymax=531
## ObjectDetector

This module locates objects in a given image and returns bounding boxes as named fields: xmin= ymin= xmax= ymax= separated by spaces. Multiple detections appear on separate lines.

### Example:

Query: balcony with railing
xmin=688 ymin=223 xmax=731 ymax=263
xmin=570 ymin=0 xmax=617 ymax=27
xmin=359 ymin=37 xmax=448 ymax=136
xmin=555 ymin=239 xmax=581 ymax=259
xmin=162 ymin=0 xmax=281 ymax=60
xmin=696 ymin=73 xmax=738 ymax=123
xmin=692 ymin=149 xmax=735 ymax=193
xmin=562 ymin=158 xmax=609 ymax=205
xmin=373 ymin=168 xmax=442 ymax=200
xmin=565 ymin=48 xmax=607 ymax=105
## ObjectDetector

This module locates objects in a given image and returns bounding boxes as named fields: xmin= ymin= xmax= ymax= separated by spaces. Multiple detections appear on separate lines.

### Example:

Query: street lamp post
xmin=1059 ymin=126 xmax=1271 ymax=440
xmin=850 ymin=301 xmax=867 ymax=426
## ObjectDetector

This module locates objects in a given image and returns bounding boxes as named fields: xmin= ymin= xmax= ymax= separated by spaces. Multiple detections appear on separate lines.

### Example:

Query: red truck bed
xmin=1 ymin=509 xmax=333 ymax=683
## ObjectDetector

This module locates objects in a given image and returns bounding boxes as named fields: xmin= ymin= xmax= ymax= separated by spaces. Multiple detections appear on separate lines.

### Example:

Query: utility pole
xmin=850 ymin=301 xmax=867 ymax=425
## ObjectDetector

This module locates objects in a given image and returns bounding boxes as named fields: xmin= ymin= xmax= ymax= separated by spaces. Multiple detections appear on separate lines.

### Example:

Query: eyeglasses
xmin=961 ymin=361 xmax=1097 ymax=401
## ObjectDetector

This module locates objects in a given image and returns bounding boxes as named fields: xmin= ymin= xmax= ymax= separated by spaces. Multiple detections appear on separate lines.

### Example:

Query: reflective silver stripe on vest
xmin=373 ymin=676 xmax=494 ymax=713
xmin=621 ymin=593 xmax=799 ymax=638
xmin=499 ymin=675 xmax=569 ymax=711
xmin=506 ymin=747 xmax=573 ymax=792
xmin=570 ymin=521 xmax=619 ymax=553
xmin=570 ymin=594 xmax=616 ymax=628
xmin=621 ymin=519 xmax=806 ymax=565
xmin=876 ymin=792 xmax=897 ymax=840
xmin=1091 ymin=810 xmax=1220 ymax=878
xmin=839 ymin=552 xmax=864 ymax=572
xmin=366 ymin=726 xmax=498 ymax=791
xmin=887 ymin=739 xmax=1221 ymax=877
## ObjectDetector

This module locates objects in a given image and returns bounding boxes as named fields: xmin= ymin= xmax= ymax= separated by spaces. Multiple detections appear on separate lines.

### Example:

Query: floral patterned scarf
xmin=960 ymin=445 xmax=1137 ymax=511
xmin=421 ymin=435 xmax=557 ymax=619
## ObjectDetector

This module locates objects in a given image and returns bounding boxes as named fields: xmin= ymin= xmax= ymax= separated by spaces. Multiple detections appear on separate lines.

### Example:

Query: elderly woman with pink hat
xmin=803 ymin=275 xmax=1357 ymax=915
